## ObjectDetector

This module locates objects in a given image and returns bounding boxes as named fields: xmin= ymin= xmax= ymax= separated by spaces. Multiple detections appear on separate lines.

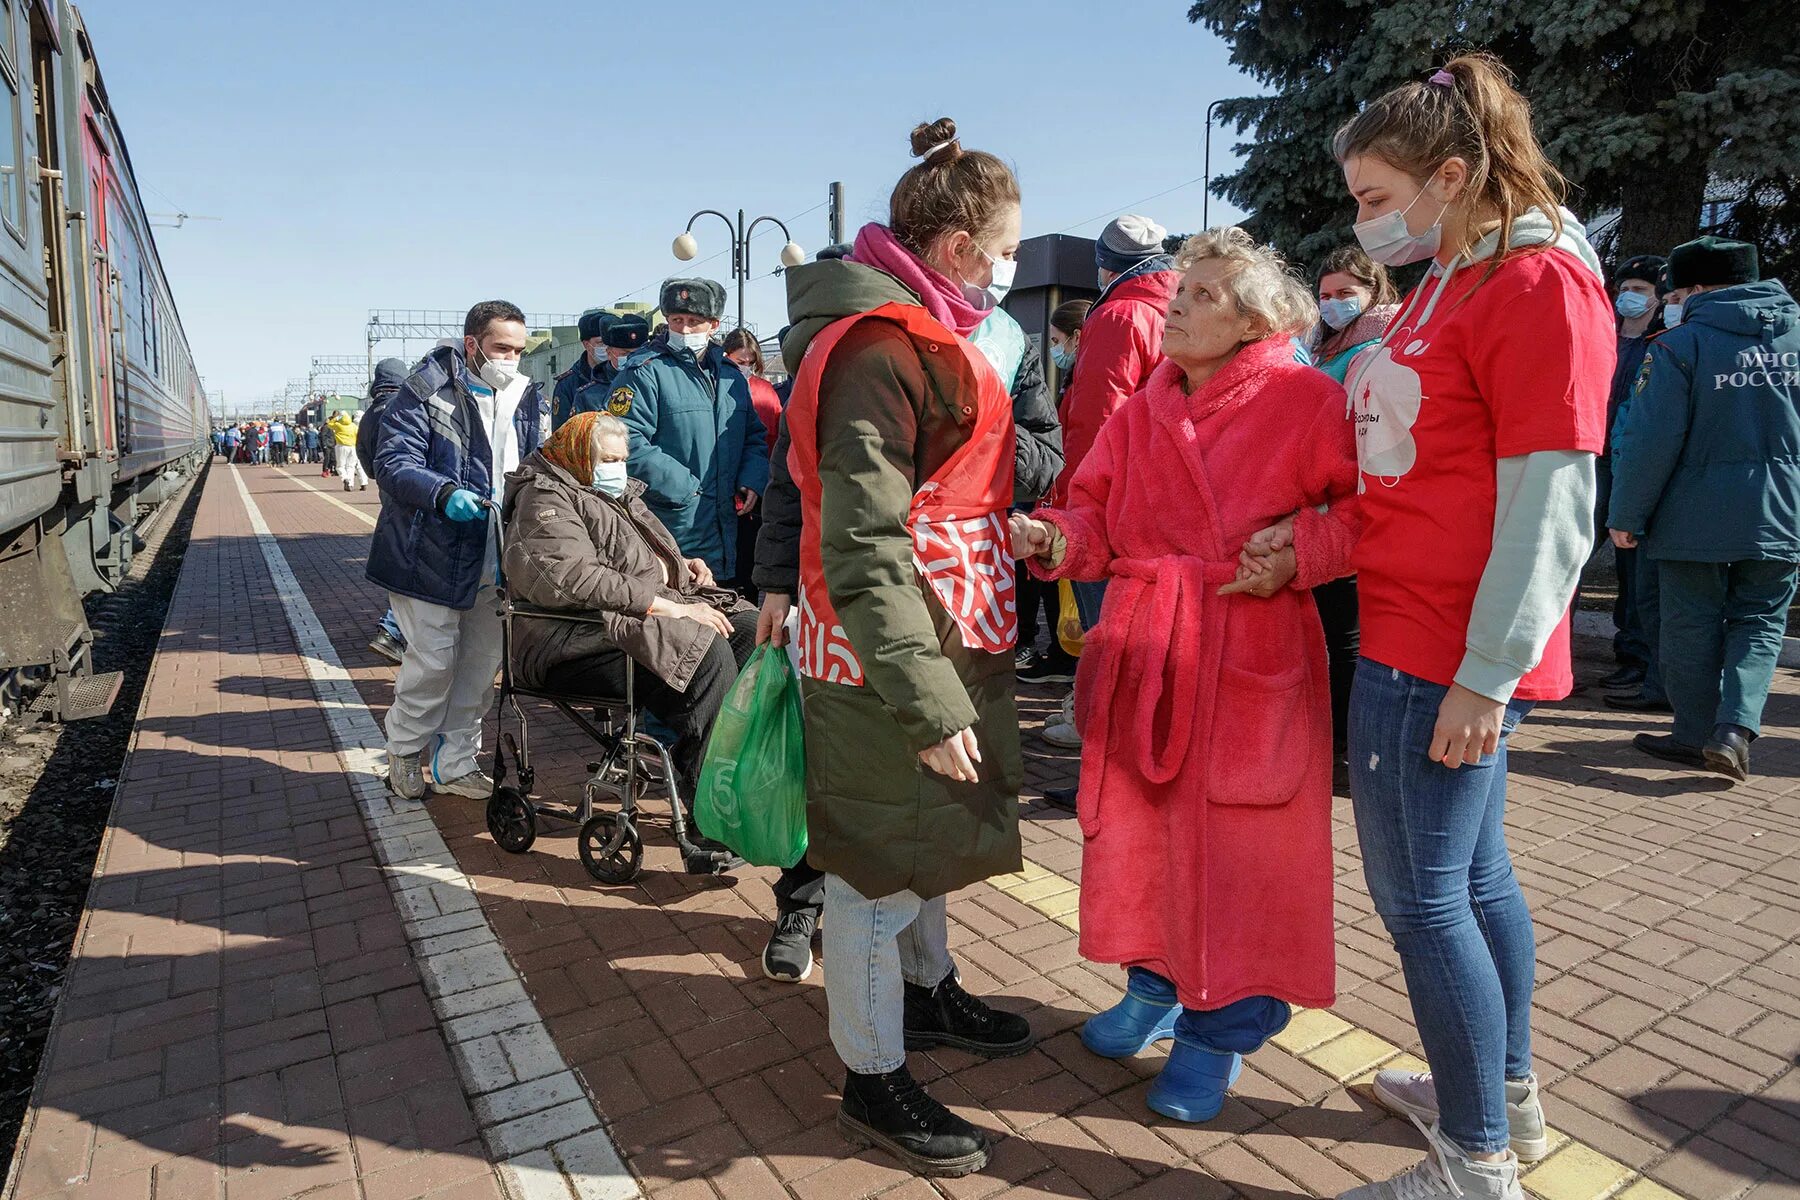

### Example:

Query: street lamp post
xmin=672 ymin=208 xmax=806 ymax=331
xmin=1202 ymin=98 xmax=1227 ymax=230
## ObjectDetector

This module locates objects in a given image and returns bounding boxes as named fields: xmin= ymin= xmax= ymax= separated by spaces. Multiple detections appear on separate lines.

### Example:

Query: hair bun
xmin=909 ymin=117 xmax=960 ymax=164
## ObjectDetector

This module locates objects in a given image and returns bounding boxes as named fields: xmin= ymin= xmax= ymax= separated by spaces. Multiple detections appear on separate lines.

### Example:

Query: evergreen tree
xmin=1189 ymin=1 xmax=1800 ymax=280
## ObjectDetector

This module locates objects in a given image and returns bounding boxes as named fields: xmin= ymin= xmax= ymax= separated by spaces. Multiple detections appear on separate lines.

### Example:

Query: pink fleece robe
xmin=1035 ymin=337 xmax=1359 ymax=1010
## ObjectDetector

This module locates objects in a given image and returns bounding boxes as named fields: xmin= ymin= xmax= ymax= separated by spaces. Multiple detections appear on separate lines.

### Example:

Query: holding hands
xmin=1009 ymin=512 xmax=1055 ymax=560
xmin=1220 ymin=514 xmax=1298 ymax=597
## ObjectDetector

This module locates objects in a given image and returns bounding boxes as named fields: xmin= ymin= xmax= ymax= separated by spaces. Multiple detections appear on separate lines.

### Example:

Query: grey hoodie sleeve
xmin=1455 ymin=450 xmax=1597 ymax=703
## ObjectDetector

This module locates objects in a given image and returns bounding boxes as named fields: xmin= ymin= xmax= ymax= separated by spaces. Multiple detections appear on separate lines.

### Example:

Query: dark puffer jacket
xmin=501 ymin=453 xmax=750 ymax=693
xmin=368 ymin=344 xmax=544 ymax=610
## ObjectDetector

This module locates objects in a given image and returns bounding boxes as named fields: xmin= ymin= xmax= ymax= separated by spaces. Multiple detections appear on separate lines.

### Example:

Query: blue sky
xmin=78 ymin=0 xmax=1255 ymax=414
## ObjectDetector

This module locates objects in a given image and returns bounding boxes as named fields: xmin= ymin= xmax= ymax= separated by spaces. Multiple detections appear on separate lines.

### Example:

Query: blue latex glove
xmin=444 ymin=489 xmax=487 ymax=522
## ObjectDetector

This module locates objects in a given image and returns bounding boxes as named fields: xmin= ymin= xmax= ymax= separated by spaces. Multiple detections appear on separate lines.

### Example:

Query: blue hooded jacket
xmin=1609 ymin=280 xmax=1800 ymax=562
xmin=367 ymin=344 xmax=545 ymax=609
xmin=609 ymin=334 xmax=770 ymax=578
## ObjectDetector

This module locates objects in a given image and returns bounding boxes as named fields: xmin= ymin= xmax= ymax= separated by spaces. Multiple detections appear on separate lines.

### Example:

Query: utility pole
xmin=829 ymin=181 xmax=846 ymax=246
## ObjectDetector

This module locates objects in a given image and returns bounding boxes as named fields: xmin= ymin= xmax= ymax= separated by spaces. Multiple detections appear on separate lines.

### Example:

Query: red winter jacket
xmin=746 ymin=375 xmax=782 ymax=457
xmin=1051 ymin=257 xmax=1179 ymax=505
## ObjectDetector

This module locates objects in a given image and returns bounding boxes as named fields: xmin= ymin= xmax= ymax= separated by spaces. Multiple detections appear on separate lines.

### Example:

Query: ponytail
xmin=1333 ymin=53 xmax=1568 ymax=283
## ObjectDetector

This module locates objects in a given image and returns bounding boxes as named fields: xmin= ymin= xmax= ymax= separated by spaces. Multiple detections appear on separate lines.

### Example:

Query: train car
xmin=0 ymin=1 xmax=206 ymax=721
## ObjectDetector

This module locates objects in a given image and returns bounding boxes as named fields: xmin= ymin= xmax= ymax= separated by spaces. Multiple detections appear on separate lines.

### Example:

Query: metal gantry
xmin=308 ymin=355 xmax=372 ymax=402
xmin=366 ymin=310 xmax=583 ymax=372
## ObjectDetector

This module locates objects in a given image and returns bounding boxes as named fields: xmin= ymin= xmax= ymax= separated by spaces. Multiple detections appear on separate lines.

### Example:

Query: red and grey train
xmin=0 ymin=1 xmax=207 ymax=720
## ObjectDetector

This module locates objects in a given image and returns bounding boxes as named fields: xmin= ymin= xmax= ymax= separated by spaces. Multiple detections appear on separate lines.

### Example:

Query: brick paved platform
xmin=8 ymin=460 xmax=1799 ymax=1200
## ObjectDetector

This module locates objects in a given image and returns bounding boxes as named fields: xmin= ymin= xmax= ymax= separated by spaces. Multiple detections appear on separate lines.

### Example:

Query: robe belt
xmin=1092 ymin=556 xmax=1239 ymax=787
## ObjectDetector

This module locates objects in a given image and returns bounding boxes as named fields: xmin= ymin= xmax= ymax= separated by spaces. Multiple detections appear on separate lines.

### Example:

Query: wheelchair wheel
xmin=579 ymin=813 xmax=643 ymax=884
xmin=486 ymin=787 xmax=537 ymax=854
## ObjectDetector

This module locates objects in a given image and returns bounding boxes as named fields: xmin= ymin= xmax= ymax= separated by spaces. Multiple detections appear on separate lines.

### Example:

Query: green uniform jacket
xmin=786 ymin=260 xmax=1023 ymax=900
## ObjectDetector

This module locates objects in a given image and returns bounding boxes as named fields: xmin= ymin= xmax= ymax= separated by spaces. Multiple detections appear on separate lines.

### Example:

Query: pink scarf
xmin=849 ymin=223 xmax=989 ymax=338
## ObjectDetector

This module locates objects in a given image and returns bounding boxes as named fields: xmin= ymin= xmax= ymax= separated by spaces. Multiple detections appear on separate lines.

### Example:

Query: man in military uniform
xmin=551 ymin=310 xmax=614 ymax=430
xmin=572 ymin=314 xmax=651 ymax=420
xmin=609 ymin=279 xmax=768 ymax=583
xmin=1609 ymin=236 xmax=1800 ymax=783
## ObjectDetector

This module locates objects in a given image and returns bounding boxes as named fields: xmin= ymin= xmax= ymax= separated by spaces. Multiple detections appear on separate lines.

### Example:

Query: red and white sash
xmin=785 ymin=303 xmax=1018 ymax=686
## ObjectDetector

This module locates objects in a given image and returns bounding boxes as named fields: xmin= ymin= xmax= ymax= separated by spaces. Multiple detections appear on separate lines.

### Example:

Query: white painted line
xmin=227 ymin=466 xmax=639 ymax=1200
xmin=277 ymin=464 xmax=377 ymax=527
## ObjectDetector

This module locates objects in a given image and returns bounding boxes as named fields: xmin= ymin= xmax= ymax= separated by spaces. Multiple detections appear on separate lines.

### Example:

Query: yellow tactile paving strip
xmin=993 ymin=855 xmax=1680 ymax=1200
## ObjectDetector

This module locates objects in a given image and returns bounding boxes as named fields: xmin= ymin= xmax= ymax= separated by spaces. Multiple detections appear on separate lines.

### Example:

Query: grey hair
xmin=590 ymin=413 xmax=630 ymax=445
xmin=1173 ymin=226 xmax=1320 ymax=337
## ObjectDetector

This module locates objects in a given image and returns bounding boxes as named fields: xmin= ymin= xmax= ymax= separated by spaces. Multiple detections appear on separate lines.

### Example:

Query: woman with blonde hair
xmin=1012 ymin=225 xmax=1358 ymax=1126
xmin=1326 ymin=54 xmax=1612 ymax=1200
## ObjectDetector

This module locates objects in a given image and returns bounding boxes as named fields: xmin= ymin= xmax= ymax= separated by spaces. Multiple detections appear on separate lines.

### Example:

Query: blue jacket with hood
xmin=1610 ymin=279 xmax=1800 ymax=562
xmin=611 ymin=334 xmax=769 ymax=579
xmin=368 ymin=344 xmax=544 ymax=609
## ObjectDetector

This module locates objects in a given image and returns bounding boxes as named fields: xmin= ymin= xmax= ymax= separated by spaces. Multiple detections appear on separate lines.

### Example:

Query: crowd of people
xmin=211 ymin=411 xmax=354 ymax=478
xmin=297 ymin=51 xmax=1793 ymax=1200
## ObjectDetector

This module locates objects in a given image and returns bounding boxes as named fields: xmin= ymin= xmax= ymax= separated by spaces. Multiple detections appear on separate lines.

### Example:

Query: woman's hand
xmin=1219 ymin=545 xmax=1297 ymax=597
xmin=1009 ymin=512 xmax=1054 ymax=560
xmin=757 ymin=592 xmax=792 ymax=647
xmin=919 ymin=728 xmax=982 ymax=782
xmin=1609 ymin=528 xmax=1638 ymax=550
xmin=686 ymin=557 xmax=716 ymax=588
xmin=1244 ymin=514 xmax=1297 ymax=557
xmin=649 ymin=596 xmax=734 ymax=638
xmin=1430 ymin=684 xmax=1506 ymax=768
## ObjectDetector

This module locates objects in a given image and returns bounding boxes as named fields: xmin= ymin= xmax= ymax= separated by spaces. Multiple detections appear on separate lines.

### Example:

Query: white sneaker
xmin=431 ymin=769 xmax=494 ymax=799
xmin=1340 ymin=1116 xmax=1522 ymax=1199
xmin=1040 ymin=720 xmax=1082 ymax=750
xmin=1371 ymin=1071 xmax=1548 ymax=1163
xmin=386 ymin=752 xmax=426 ymax=801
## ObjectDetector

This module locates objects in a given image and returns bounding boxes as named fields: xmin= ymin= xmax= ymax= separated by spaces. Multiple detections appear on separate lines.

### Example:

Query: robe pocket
xmin=1208 ymin=662 xmax=1311 ymax=806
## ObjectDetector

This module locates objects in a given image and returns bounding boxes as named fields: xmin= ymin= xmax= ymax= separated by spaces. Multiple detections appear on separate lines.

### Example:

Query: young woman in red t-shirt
xmin=1329 ymin=54 xmax=1614 ymax=1200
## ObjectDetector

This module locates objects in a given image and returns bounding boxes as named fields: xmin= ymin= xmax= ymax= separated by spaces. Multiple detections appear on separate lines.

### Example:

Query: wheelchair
xmin=483 ymin=588 xmax=739 ymax=884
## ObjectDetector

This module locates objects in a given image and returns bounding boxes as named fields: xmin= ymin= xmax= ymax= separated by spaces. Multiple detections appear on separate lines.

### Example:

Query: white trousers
xmin=335 ymin=443 xmax=366 ymax=487
xmin=385 ymin=585 xmax=504 ymax=781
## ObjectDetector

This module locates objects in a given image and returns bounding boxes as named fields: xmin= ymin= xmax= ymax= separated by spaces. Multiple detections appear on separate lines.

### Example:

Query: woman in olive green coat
xmin=775 ymin=117 xmax=1033 ymax=1179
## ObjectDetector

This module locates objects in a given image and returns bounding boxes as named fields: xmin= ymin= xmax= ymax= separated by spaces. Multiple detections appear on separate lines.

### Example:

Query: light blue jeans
xmin=822 ymin=874 xmax=953 ymax=1074
xmin=1349 ymin=659 xmax=1536 ymax=1156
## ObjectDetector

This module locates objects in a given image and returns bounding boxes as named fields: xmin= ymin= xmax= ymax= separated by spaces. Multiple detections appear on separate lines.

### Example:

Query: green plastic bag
xmin=693 ymin=645 xmax=808 ymax=868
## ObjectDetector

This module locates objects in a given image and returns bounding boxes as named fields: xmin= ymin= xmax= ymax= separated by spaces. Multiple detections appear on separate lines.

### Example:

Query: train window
xmin=0 ymin=1 xmax=18 ymax=237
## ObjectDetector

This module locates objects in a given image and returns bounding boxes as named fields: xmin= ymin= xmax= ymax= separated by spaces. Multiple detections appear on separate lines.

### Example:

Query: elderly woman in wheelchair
xmin=501 ymin=411 xmax=757 ymax=875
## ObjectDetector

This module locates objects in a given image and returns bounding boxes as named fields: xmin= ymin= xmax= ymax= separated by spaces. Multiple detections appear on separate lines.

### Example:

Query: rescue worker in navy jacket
xmin=611 ymin=278 xmax=769 ymax=582
xmin=1608 ymin=237 xmax=1800 ymax=784
xmin=370 ymin=300 xmax=545 ymax=801
xmin=571 ymin=314 xmax=651 ymax=419
xmin=551 ymin=310 xmax=614 ymax=430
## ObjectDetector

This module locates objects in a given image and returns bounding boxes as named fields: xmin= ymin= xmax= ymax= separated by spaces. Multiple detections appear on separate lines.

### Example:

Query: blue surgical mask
xmin=1353 ymin=181 xmax=1447 ymax=267
xmin=1663 ymin=301 xmax=1684 ymax=327
xmin=1050 ymin=344 xmax=1075 ymax=371
xmin=1615 ymin=292 xmax=1653 ymax=319
xmin=1318 ymin=297 xmax=1364 ymax=331
xmin=592 ymin=460 xmax=628 ymax=498
xmin=962 ymin=249 xmax=1015 ymax=308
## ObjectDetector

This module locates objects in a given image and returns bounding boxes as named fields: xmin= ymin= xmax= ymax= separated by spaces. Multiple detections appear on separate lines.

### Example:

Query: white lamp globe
xmin=672 ymin=232 xmax=699 ymax=261
xmin=779 ymin=242 xmax=807 ymax=269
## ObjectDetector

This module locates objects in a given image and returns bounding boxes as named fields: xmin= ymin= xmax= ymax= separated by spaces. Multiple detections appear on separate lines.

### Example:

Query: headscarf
xmin=541 ymin=410 xmax=599 ymax=484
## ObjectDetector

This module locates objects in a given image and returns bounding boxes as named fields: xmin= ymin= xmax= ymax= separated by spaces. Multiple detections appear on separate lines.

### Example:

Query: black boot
xmin=1633 ymin=732 xmax=1705 ymax=767
xmin=838 ymin=1065 xmax=989 ymax=1177
xmin=1599 ymin=663 xmax=1647 ymax=690
xmin=903 ymin=975 xmax=1035 ymax=1058
xmin=1703 ymin=724 xmax=1752 ymax=783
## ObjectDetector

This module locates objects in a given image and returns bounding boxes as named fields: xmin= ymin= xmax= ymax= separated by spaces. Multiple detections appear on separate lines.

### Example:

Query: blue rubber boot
xmin=1080 ymin=991 xmax=1178 ymax=1059
xmin=1146 ymin=1043 xmax=1243 ymax=1123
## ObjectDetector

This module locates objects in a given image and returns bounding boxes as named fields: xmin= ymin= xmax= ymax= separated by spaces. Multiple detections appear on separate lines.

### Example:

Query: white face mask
xmin=592 ymin=460 xmax=629 ymax=497
xmin=479 ymin=356 xmax=522 ymax=390
xmin=1663 ymin=301 xmax=1684 ymax=327
xmin=963 ymin=249 xmax=1016 ymax=308
xmin=669 ymin=329 xmax=712 ymax=353
xmin=1353 ymin=180 xmax=1448 ymax=267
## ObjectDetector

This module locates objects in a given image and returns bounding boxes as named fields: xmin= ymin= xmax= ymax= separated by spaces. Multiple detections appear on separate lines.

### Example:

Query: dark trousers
xmin=776 ymin=858 xmax=825 ymax=915
xmin=734 ymin=512 xmax=762 ymax=602
xmin=1311 ymin=576 xmax=1359 ymax=752
xmin=541 ymin=609 xmax=758 ymax=802
xmin=1016 ymin=569 xmax=1077 ymax=669
xmin=1635 ymin=552 xmax=1667 ymax=702
xmin=1659 ymin=559 xmax=1799 ymax=746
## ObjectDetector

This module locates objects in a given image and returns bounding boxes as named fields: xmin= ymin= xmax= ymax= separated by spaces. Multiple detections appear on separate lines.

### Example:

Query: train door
xmin=30 ymin=8 xmax=76 ymax=450
xmin=81 ymin=112 xmax=115 ymax=457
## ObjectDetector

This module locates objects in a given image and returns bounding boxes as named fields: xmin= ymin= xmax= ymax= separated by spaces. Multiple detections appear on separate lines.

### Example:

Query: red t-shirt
xmin=1349 ymin=246 xmax=1611 ymax=701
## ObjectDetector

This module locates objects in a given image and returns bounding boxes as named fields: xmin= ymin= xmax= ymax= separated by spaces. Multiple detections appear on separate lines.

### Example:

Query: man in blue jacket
xmin=611 ymin=278 xmax=769 ymax=582
xmin=370 ymin=301 xmax=544 ymax=800
xmin=572 ymin=314 xmax=651 ymax=419
xmin=1609 ymin=237 xmax=1800 ymax=783
xmin=551 ymin=310 xmax=613 ymax=430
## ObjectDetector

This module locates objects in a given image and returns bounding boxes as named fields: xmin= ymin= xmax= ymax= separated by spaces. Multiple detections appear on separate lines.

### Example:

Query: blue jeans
xmin=1126 ymin=968 xmax=1290 ymax=1052
xmin=1658 ymin=558 xmax=1799 ymax=745
xmin=1070 ymin=579 xmax=1108 ymax=632
xmin=1348 ymin=659 xmax=1536 ymax=1156
xmin=822 ymin=874 xmax=953 ymax=1074
xmin=379 ymin=607 xmax=405 ymax=644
